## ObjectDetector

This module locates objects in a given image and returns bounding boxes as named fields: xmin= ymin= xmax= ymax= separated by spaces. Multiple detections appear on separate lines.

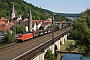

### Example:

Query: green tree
xmin=69 ymin=9 xmax=90 ymax=55
xmin=44 ymin=49 xmax=56 ymax=60
xmin=70 ymin=18 xmax=90 ymax=40
xmin=4 ymin=30 xmax=15 ymax=43
xmin=54 ymin=15 xmax=66 ymax=22
xmin=78 ymin=45 xmax=88 ymax=56
xmin=16 ymin=25 xmax=26 ymax=34
xmin=70 ymin=18 xmax=90 ymax=45
xmin=81 ymin=9 xmax=90 ymax=28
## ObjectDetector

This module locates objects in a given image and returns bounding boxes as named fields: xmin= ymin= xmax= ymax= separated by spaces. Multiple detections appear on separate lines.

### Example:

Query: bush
xmin=3 ymin=30 xmax=15 ymax=43
xmin=44 ymin=49 xmax=56 ymax=60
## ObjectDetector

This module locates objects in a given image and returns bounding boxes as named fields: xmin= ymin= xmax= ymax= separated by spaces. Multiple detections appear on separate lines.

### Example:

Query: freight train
xmin=17 ymin=25 xmax=68 ymax=42
xmin=17 ymin=28 xmax=53 ymax=42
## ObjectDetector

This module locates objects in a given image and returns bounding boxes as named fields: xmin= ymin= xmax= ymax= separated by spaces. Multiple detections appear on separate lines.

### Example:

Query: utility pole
xmin=52 ymin=14 xmax=54 ymax=43
xmin=14 ymin=21 xmax=16 ymax=41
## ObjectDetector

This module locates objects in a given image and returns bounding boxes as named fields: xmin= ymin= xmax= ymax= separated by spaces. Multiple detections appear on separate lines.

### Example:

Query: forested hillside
xmin=0 ymin=0 xmax=68 ymax=21
xmin=56 ymin=13 xmax=81 ymax=17
xmin=0 ymin=0 xmax=53 ymax=19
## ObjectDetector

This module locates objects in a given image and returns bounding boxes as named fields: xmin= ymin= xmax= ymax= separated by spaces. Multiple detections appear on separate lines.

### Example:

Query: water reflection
xmin=61 ymin=54 xmax=90 ymax=60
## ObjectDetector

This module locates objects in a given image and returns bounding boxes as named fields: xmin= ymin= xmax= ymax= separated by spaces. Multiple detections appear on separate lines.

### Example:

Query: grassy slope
xmin=60 ymin=39 xmax=75 ymax=50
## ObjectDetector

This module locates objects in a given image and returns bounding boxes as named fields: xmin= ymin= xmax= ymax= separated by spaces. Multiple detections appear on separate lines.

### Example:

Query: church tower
xmin=28 ymin=10 xmax=32 ymax=32
xmin=12 ymin=4 xmax=15 ymax=19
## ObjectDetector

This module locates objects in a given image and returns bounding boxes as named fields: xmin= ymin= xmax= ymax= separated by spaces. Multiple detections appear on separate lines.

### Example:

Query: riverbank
xmin=61 ymin=54 xmax=90 ymax=60
xmin=60 ymin=39 xmax=90 ymax=60
xmin=60 ymin=39 xmax=75 ymax=51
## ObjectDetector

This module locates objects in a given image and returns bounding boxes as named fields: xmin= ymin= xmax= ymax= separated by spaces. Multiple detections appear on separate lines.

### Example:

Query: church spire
xmin=12 ymin=4 xmax=15 ymax=13
xmin=12 ymin=4 xmax=15 ymax=19
xmin=28 ymin=9 xmax=32 ymax=32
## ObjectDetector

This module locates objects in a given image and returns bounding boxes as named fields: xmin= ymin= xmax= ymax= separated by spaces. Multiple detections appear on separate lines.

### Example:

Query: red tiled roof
xmin=61 ymin=21 xmax=66 ymax=23
xmin=0 ymin=19 xmax=8 ymax=23
xmin=0 ymin=21 xmax=14 ymax=32
xmin=32 ymin=20 xmax=46 ymax=23
xmin=0 ymin=22 xmax=5 ymax=25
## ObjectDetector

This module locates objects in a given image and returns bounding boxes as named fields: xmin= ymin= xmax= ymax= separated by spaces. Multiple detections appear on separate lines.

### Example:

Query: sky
xmin=24 ymin=0 xmax=90 ymax=13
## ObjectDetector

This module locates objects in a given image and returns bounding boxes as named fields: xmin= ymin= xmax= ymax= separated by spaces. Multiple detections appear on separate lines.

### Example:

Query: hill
xmin=0 ymin=0 xmax=75 ymax=21
xmin=0 ymin=0 xmax=53 ymax=20
xmin=56 ymin=13 xmax=81 ymax=17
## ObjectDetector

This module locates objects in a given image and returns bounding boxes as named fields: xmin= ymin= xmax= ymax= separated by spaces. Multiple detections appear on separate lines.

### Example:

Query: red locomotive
xmin=18 ymin=33 xmax=33 ymax=41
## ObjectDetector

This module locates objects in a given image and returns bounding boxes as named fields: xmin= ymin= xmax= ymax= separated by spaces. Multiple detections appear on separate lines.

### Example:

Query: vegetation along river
xmin=61 ymin=54 xmax=90 ymax=60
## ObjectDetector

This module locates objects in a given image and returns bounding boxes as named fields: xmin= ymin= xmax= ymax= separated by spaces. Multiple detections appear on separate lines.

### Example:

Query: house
xmin=0 ymin=4 xmax=55 ymax=35
xmin=0 ymin=17 xmax=14 ymax=35
xmin=32 ymin=20 xmax=52 ymax=31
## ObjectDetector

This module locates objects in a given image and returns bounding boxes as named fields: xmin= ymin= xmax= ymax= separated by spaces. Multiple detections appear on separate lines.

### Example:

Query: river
xmin=61 ymin=54 xmax=90 ymax=60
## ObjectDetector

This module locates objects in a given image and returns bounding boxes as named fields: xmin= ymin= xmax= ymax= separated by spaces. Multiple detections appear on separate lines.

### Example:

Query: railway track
xmin=0 ymin=32 xmax=52 ymax=60
xmin=0 ymin=27 xmax=70 ymax=60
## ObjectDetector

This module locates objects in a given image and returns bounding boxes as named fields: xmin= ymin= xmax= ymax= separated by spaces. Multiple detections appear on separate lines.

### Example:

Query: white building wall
xmin=26 ymin=26 xmax=28 ymax=32
xmin=33 ymin=23 xmax=36 ymax=31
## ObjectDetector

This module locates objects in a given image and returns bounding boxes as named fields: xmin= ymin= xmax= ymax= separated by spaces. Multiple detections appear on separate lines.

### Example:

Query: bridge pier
xmin=56 ymin=52 xmax=61 ymax=60
xmin=61 ymin=37 xmax=64 ymax=45
xmin=51 ymin=44 xmax=55 ymax=54
xmin=39 ymin=52 xmax=44 ymax=60
xmin=60 ymin=34 xmax=67 ymax=45
xmin=33 ymin=52 xmax=45 ymax=60
xmin=64 ymin=34 xmax=67 ymax=41
xmin=50 ymin=34 xmax=68 ymax=54
xmin=33 ymin=55 xmax=39 ymax=60
xmin=57 ymin=39 xmax=60 ymax=50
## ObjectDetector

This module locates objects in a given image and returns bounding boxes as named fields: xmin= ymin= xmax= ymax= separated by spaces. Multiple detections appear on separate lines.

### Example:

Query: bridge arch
xmin=54 ymin=44 xmax=58 ymax=51
xmin=54 ymin=44 xmax=58 ymax=57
